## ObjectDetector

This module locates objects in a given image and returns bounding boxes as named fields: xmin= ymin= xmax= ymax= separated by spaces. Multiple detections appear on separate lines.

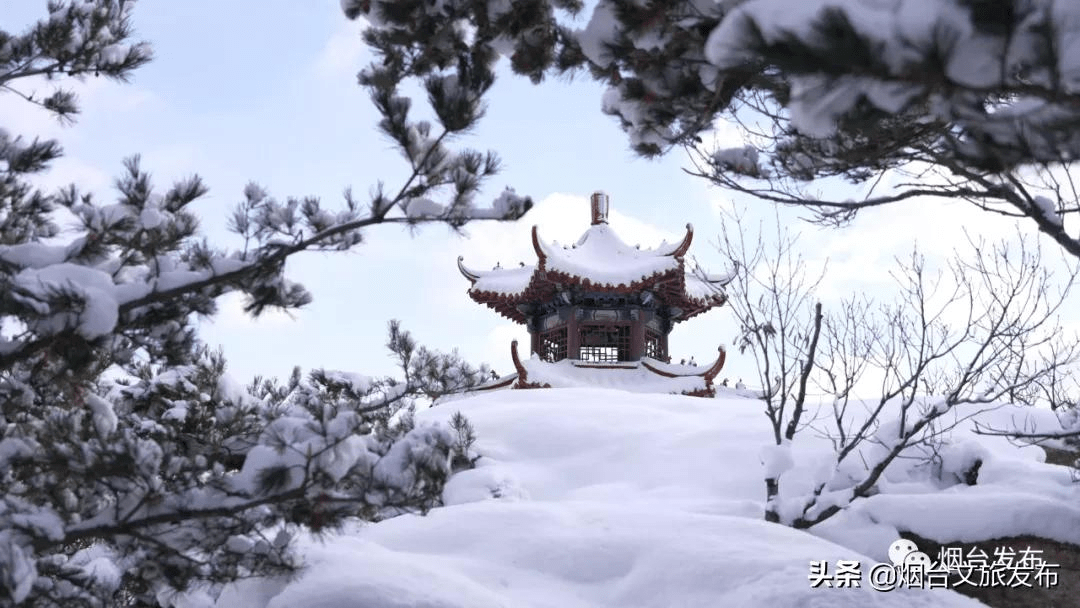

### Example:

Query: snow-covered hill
xmin=191 ymin=388 xmax=1079 ymax=608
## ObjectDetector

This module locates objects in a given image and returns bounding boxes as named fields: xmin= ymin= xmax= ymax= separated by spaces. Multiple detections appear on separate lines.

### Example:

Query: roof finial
xmin=590 ymin=191 xmax=609 ymax=225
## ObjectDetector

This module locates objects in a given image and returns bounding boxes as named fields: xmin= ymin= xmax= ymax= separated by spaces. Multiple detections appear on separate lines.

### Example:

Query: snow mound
xmin=518 ymin=359 xmax=713 ymax=395
xmin=202 ymin=389 xmax=1077 ymax=607
xmin=222 ymin=501 xmax=981 ymax=608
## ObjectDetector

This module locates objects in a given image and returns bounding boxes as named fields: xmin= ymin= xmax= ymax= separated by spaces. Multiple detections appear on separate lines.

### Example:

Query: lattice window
xmin=539 ymin=326 xmax=568 ymax=362
xmin=578 ymin=323 xmax=631 ymax=362
xmin=644 ymin=329 xmax=666 ymax=361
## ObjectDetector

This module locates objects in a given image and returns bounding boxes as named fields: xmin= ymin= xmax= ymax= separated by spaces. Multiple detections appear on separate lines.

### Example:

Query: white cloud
xmin=0 ymin=74 xmax=160 ymax=217
xmin=697 ymin=174 xmax=1041 ymax=306
xmin=483 ymin=324 xmax=530 ymax=375
xmin=210 ymin=291 xmax=302 ymax=329
xmin=705 ymin=116 xmax=745 ymax=151
xmin=30 ymin=156 xmax=112 ymax=197
xmin=0 ymin=75 xmax=157 ymax=140
xmin=312 ymin=19 xmax=370 ymax=80
xmin=0 ymin=95 xmax=64 ymax=142
xmin=800 ymin=197 xmax=1033 ymax=303
xmin=456 ymin=192 xmax=683 ymax=271
xmin=141 ymin=143 xmax=200 ymax=177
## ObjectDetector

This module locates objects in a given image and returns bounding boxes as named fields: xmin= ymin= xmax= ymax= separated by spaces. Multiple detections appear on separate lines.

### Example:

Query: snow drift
xmin=183 ymin=387 xmax=1077 ymax=608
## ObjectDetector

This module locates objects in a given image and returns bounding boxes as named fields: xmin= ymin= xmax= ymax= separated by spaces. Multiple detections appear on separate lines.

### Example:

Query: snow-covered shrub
xmin=714 ymin=210 xmax=1079 ymax=529
xmin=933 ymin=440 xmax=988 ymax=488
xmin=448 ymin=411 xmax=480 ymax=472
xmin=1 ymin=2 xmax=524 ymax=605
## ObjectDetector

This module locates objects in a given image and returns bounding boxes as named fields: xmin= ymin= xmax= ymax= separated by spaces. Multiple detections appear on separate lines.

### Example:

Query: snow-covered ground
xmin=186 ymin=387 xmax=1078 ymax=608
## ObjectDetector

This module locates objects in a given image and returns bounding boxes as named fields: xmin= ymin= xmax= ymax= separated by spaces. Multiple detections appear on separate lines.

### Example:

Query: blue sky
xmin=5 ymin=1 xmax=1074 ymax=392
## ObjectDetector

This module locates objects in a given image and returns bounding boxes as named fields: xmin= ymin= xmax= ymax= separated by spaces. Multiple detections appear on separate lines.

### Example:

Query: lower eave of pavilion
xmin=464 ymin=340 xmax=729 ymax=398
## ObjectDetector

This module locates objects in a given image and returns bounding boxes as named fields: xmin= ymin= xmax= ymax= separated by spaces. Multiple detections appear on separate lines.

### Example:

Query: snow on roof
xmin=521 ymin=357 xmax=710 ymax=395
xmin=458 ymin=198 xmax=730 ymax=319
xmin=683 ymin=264 xmax=735 ymax=301
xmin=469 ymin=264 xmax=535 ymax=296
xmin=459 ymin=222 xmax=704 ymax=299
xmin=684 ymin=273 xmax=722 ymax=301
xmin=637 ymin=355 xmax=715 ymax=377
xmin=537 ymin=223 xmax=683 ymax=287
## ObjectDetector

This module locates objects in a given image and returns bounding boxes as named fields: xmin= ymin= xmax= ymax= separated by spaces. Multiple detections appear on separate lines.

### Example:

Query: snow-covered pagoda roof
xmin=458 ymin=195 xmax=732 ymax=324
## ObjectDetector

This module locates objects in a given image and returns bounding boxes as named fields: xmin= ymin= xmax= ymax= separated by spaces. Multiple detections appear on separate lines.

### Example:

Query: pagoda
xmin=458 ymin=192 xmax=732 ymax=397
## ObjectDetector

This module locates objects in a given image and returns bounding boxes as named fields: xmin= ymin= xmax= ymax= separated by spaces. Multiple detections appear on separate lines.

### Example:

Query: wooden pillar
xmin=566 ymin=307 xmax=580 ymax=360
xmin=630 ymin=317 xmax=645 ymax=360
xmin=530 ymin=329 xmax=539 ymax=356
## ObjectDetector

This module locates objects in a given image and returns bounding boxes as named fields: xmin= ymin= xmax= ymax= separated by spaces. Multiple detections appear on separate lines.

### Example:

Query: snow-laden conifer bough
xmin=1 ymin=1 xmax=531 ymax=605
xmin=345 ymin=0 xmax=1080 ymax=261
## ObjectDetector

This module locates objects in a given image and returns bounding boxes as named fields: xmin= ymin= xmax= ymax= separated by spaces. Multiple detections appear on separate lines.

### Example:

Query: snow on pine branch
xmin=402 ymin=189 xmax=530 ymax=221
xmin=0 ymin=0 xmax=535 ymax=365
xmin=707 ymin=0 xmax=1080 ymax=93
xmin=348 ymin=0 xmax=1080 ymax=260
xmin=1 ymin=1 xmax=152 ymax=121
xmin=712 ymin=146 xmax=763 ymax=177
xmin=1033 ymin=195 xmax=1064 ymax=227
xmin=0 ymin=321 xmax=486 ymax=606
xmin=346 ymin=0 xmax=1080 ymax=168
xmin=703 ymin=0 xmax=1080 ymax=159
xmin=0 ymin=155 xmax=530 ymax=369
xmin=0 ymin=3 xmax=528 ymax=603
